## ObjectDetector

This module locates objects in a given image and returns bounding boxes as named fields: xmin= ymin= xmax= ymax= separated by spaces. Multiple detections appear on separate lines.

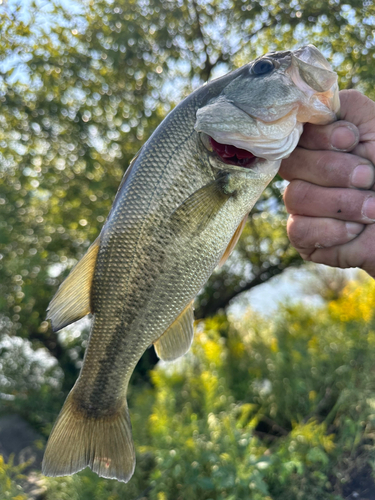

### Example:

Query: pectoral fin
xmin=154 ymin=302 xmax=195 ymax=361
xmin=219 ymin=212 xmax=249 ymax=267
xmin=171 ymin=177 xmax=231 ymax=235
xmin=47 ymin=237 xmax=100 ymax=332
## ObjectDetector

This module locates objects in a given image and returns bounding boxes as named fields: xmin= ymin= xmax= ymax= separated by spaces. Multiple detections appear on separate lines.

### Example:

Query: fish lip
xmin=201 ymin=114 xmax=303 ymax=163
xmin=233 ymin=98 xmax=299 ymax=124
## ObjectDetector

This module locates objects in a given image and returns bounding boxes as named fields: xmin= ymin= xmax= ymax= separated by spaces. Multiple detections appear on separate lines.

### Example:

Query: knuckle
xmin=316 ymin=128 xmax=333 ymax=150
xmin=310 ymin=123 xmax=333 ymax=147
xmin=337 ymin=246 xmax=352 ymax=270
xmin=283 ymin=180 xmax=311 ymax=214
xmin=279 ymin=157 xmax=294 ymax=179
xmin=300 ymin=123 xmax=331 ymax=149
xmin=280 ymin=148 xmax=315 ymax=181
xmin=287 ymin=215 xmax=312 ymax=249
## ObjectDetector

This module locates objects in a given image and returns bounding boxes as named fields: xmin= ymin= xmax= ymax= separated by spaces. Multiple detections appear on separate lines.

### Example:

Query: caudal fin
xmin=42 ymin=393 xmax=135 ymax=482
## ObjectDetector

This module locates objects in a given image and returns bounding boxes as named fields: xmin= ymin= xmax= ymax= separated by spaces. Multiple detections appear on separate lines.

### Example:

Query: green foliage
xmin=0 ymin=334 xmax=63 ymax=432
xmin=1 ymin=0 xmax=375 ymax=378
xmin=142 ymin=276 xmax=375 ymax=499
xmin=39 ymin=275 xmax=375 ymax=499
xmin=0 ymin=455 xmax=27 ymax=500
xmin=1 ymin=1 xmax=375 ymax=498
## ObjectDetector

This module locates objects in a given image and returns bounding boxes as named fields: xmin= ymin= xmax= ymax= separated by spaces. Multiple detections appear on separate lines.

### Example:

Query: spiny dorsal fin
xmin=154 ymin=301 xmax=195 ymax=361
xmin=219 ymin=212 xmax=249 ymax=267
xmin=42 ymin=391 xmax=135 ymax=482
xmin=47 ymin=237 xmax=100 ymax=332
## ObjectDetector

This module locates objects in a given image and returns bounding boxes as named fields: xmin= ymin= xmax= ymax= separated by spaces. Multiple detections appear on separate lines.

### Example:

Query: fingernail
xmin=362 ymin=197 xmax=375 ymax=221
xmin=350 ymin=164 xmax=375 ymax=189
xmin=345 ymin=222 xmax=364 ymax=238
xmin=331 ymin=125 xmax=358 ymax=151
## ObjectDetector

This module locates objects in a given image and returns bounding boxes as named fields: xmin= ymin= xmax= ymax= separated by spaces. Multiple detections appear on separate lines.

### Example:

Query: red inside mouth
xmin=209 ymin=137 xmax=256 ymax=167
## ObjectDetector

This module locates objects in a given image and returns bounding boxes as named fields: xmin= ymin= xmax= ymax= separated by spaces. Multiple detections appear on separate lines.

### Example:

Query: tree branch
xmin=195 ymin=256 xmax=302 ymax=319
xmin=229 ymin=20 xmax=278 ymax=62
xmin=205 ymin=19 xmax=278 ymax=80
xmin=190 ymin=0 xmax=214 ymax=82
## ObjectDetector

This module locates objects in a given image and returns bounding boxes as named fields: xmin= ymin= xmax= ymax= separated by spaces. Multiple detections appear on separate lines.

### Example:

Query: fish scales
xmin=83 ymin=95 xmax=214 ymax=403
xmin=43 ymin=45 xmax=340 ymax=482
xmin=85 ymin=131 xmax=243 ymax=404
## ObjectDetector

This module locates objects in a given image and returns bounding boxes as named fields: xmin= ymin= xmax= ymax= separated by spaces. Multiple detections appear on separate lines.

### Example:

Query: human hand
xmin=279 ymin=90 xmax=375 ymax=277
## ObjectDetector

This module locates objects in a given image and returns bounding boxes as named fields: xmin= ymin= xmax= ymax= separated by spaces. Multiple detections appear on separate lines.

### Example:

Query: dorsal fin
xmin=219 ymin=212 xmax=248 ymax=267
xmin=47 ymin=237 xmax=100 ymax=332
xmin=154 ymin=301 xmax=195 ymax=361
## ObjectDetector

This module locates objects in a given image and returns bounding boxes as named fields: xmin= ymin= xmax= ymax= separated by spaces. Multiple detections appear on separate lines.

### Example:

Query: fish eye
xmin=252 ymin=59 xmax=274 ymax=75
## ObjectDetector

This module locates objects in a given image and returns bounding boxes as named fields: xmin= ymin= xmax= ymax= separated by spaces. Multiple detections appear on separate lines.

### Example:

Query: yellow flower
xmin=329 ymin=277 xmax=375 ymax=323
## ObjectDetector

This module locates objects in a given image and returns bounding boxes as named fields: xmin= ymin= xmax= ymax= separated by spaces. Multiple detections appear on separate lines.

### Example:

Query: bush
xmin=26 ymin=275 xmax=375 ymax=498
xmin=142 ymin=275 xmax=375 ymax=499
xmin=0 ymin=455 xmax=27 ymax=500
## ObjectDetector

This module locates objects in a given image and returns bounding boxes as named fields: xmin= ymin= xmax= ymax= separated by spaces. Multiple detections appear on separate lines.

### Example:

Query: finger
xmin=305 ymin=225 xmax=375 ymax=278
xmin=280 ymin=149 xmax=375 ymax=190
xmin=287 ymin=215 xmax=364 ymax=257
xmin=284 ymin=180 xmax=375 ymax=223
xmin=340 ymin=90 xmax=375 ymax=129
xmin=298 ymin=120 xmax=359 ymax=152
xmin=339 ymin=90 xmax=375 ymax=164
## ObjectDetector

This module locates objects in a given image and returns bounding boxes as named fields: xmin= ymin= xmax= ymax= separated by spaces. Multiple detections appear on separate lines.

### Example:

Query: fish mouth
xmin=198 ymin=108 xmax=304 ymax=163
xmin=202 ymin=133 xmax=258 ymax=168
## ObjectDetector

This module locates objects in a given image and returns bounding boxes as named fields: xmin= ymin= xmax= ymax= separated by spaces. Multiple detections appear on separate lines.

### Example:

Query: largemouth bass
xmin=42 ymin=45 xmax=340 ymax=482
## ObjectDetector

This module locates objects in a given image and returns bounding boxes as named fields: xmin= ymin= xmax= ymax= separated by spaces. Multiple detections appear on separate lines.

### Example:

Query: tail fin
xmin=42 ymin=393 xmax=135 ymax=482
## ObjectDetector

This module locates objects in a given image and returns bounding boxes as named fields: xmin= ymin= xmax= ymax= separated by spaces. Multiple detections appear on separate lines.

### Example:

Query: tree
xmin=0 ymin=0 xmax=374 ymax=390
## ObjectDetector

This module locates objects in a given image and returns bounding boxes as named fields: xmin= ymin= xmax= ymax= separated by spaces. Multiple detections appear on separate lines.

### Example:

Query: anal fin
xmin=154 ymin=301 xmax=195 ymax=361
xmin=219 ymin=212 xmax=249 ymax=267
xmin=47 ymin=236 xmax=100 ymax=332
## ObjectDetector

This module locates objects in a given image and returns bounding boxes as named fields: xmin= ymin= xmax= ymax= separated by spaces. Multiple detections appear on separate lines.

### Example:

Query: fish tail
xmin=42 ymin=392 xmax=135 ymax=482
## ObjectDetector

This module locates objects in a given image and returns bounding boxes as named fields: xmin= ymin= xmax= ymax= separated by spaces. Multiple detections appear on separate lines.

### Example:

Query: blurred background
xmin=1 ymin=0 xmax=375 ymax=498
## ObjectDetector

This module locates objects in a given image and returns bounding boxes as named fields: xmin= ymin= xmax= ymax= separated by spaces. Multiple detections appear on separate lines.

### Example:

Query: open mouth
xmin=209 ymin=137 xmax=257 ymax=167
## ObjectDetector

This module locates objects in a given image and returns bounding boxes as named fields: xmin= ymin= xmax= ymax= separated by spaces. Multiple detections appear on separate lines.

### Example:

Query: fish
xmin=42 ymin=44 xmax=340 ymax=482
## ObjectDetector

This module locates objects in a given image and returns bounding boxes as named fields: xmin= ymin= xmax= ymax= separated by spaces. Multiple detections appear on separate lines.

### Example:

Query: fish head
xmin=195 ymin=45 xmax=339 ymax=173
